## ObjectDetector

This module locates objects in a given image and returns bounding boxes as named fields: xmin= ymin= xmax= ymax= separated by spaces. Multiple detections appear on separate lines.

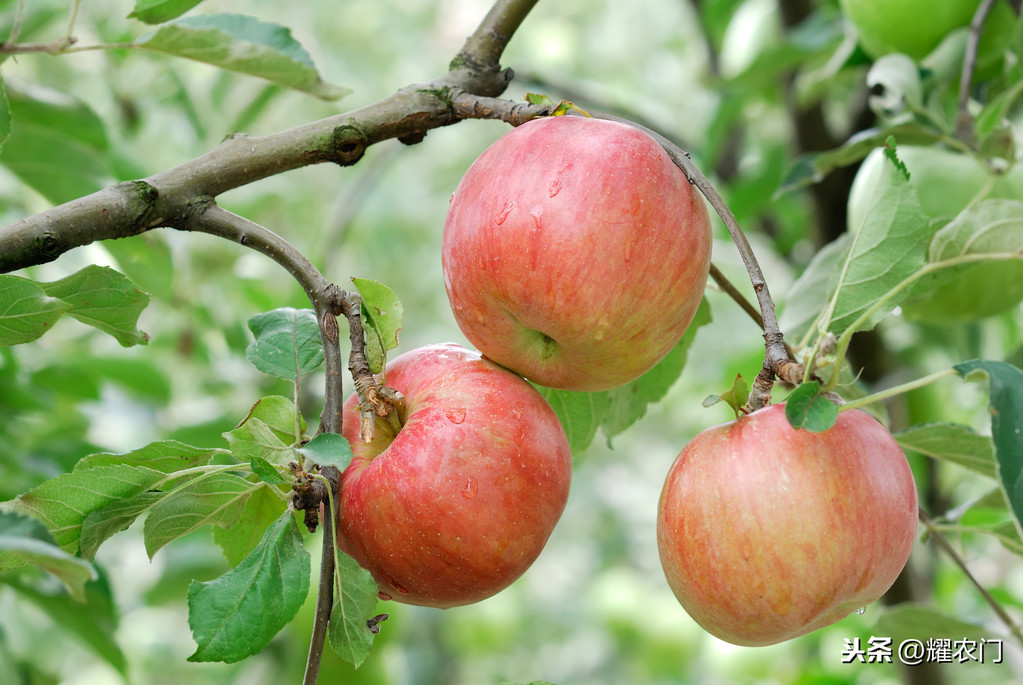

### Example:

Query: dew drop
xmin=511 ymin=408 xmax=522 ymax=420
xmin=549 ymin=178 xmax=563 ymax=197
xmin=495 ymin=200 xmax=515 ymax=225
xmin=855 ymin=606 xmax=866 ymax=615
xmin=623 ymin=239 xmax=634 ymax=263
xmin=394 ymin=584 xmax=410 ymax=595
xmin=594 ymin=329 xmax=605 ymax=341
xmin=377 ymin=591 xmax=393 ymax=601
xmin=462 ymin=478 xmax=478 ymax=499
xmin=446 ymin=407 xmax=467 ymax=424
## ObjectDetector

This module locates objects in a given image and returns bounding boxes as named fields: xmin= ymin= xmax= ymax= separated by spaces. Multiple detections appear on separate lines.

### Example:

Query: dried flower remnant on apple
xmin=442 ymin=115 xmax=712 ymax=392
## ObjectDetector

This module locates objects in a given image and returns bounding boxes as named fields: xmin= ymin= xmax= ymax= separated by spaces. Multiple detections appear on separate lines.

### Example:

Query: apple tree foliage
xmin=1 ymin=0 xmax=1023 ymax=683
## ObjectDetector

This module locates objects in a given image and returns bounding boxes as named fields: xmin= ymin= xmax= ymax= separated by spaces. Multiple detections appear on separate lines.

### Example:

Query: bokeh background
xmin=2 ymin=0 xmax=1022 ymax=683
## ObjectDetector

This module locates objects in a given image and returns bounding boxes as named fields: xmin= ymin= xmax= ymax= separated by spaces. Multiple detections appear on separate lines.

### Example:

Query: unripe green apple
xmin=840 ymin=0 xmax=1013 ymax=64
xmin=847 ymin=145 xmax=1023 ymax=321
xmin=657 ymin=404 xmax=918 ymax=646
xmin=336 ymin=343 xmax=571 ymax=609
xmin=442 ymin=116 xmax=712 ymax=392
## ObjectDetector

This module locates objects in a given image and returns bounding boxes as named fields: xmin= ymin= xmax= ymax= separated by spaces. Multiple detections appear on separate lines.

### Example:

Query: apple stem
xmin=582 ymin=110 xmax=803 ymax=411
xmin=955 ymin=0 xmax=998 ymax=143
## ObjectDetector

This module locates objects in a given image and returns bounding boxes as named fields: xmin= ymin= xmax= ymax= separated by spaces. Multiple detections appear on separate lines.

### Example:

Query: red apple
xmin=442 ymin=115 xmax=712 ymax=392
xmin=656 ymin=404 xmax=918 ymax=646
xmin=335 ymin=343 xmax=572 ymax=608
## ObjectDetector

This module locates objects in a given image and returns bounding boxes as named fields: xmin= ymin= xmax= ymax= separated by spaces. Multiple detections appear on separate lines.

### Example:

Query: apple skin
xmin=335 ymin=343 xmax=572 ymax=609
xmin=848 ymin=145 xmax=1023 ymax=321
xmin=442 ymin=115 xmax=712 ymax=392
xmin=656 ymin=404 xmax=918 ymax=647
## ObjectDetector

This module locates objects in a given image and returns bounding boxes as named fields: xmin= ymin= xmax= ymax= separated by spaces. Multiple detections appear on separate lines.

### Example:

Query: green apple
xmin=840 ymin=0 xmax=1014 ymax=64
xmin=847 ymin=145 xmax=1023 ymax=321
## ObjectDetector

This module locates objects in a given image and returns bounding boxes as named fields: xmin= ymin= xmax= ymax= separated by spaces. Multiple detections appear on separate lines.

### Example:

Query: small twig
xmin=449 ymin=90 xmax=552 ymax=126
xmin=303 ymin=500 xmax=337 ymax=685
xmin=920 ymin=510 xmax=1023 ymax=647
xmin=956 ymin=0 xmax=998 ymax=142
xmin=709 ymin=263 xmax=763 ymax=329
xmin=584 ymin=109 xmax=792 ymax=411
xmin=332 ymin=290 xmax=404 ymax=442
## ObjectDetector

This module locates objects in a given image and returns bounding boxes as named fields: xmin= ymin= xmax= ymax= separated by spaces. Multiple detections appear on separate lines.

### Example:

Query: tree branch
xmin=956 ymin=0 xmax=998 ymax=141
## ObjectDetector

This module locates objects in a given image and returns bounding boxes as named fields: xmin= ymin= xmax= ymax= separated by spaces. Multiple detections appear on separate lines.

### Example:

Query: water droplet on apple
xmin=462 ymin=478 xmax=478 ymax=499
xmin=855 ymin=606 xmax=866 ymax=615
xmin=394 ymin=584 xmax=410 ymax=595
xmin=623 ymin=239 xmax=634 ymax=262
xmin=377 ymin=591 xmax=393 ymax=601
xmin=549 ymin=178 xmax=563 ymax=197
xmin=446 ymin=408 xmax=467 ymax=424
xmin=511 ymin=408 xmax=521 ymax=420
xmin=594 ymin=329 xmax=605 ymax=341
xmin=495 ymin=200 xmax=515 ymax=225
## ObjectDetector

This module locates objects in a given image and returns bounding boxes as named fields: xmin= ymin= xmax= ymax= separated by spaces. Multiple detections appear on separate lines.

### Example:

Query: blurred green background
xmin=2 ymin=0 xmax=1022 ymax=683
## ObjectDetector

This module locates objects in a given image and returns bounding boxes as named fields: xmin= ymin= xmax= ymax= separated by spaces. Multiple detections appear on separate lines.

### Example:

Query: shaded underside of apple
xmin=336 ymin=343 xmax=572 ymax=609
xmin=442 ymin=115 xmax=712 ymax=392
xmin=657 ymin=404 xmax=918 ymax=646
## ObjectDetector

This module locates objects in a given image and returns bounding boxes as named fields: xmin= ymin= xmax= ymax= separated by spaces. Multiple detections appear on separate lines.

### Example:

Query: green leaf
xmin=824 ymin=151 xmax=930 ymax=336
xmin=225 ymin=396 xmax=304 ymax=464
xmin=297 ymin=432 xmax=354 ymax=472
xmin=212 ymin=485 xmax=287 ymax=567
xmin=246 ymin=307 xmax=324 ymax=381
xmin=4 ymin=465 xmax=168 ymax=554
xmin=249 ymin=456 xmax=290 ymax=485
xmin=780 ymin=233 xmax=848 ymax=341
xmin=873 ymin=604 xmax=998 ymax=645
xmin=135 ymin=13 xmax=350 ymax=101
xmin=784 ymin=382 xmax=839 ymax=432
xmin=80 ymin=491 xmax=165 ymax=561
xmin=0 ymin=512 xmax=96 ymax=602
xmin=0 ymin=84 xmax=112 ymax=204
xmin=128 ymin=0 xmax=206 ymax=24
xmin=702 ymin=373 xmax=750 ymax=419
xmin=75 ymin=440 xmax=221 ymax=473
xmin=327 ymin=549 xmax=380 ymax=668
xmin=954 ymin=360 xmax=1023 ymax=541
xmin=0 ymin=74 xmax=10 ymax=153
xmin=351 ymin=277 xmax=404 ymax=375
xmin=144 ymin=472 xmax=257 ymax=558
xmin=0 ymin=275 xmax=71 ymax=345
xmin=777 ymin=120 xmax=936 ymax=195
xmin=39 ymin=265 xmax=150 ymax=346
xmin=537 ymin=387 xmax=611 ymax=456
xmin=602 ymin=298 xmax=711 ymax=440
xmin=1 ymin=572 xmax=128 ymax=676
xmin=188 ymin=509 xmax=310 ymax=663
xmin=894 ymin=423 xmax=997 ymax=479
xmin=927 ymin=199 xmax=1023 ymax=265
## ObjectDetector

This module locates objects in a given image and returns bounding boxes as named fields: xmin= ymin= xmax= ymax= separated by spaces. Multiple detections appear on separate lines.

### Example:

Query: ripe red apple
xmin=657 ymin=404 xmax=918 ymax=646
xmin=442 ymin=115 xmax=712 ymax=392
xmin=335 ymin=343 xmax=572 ymax=609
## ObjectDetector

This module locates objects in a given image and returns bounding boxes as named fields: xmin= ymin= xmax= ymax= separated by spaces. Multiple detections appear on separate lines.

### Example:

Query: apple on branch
xmin=442 ymin=115 xmax=712 ymax=392
xmin=336 ymin=343 xmax=572 ymax=609
xmin=657 ymin=403 xmax=918 ymax=646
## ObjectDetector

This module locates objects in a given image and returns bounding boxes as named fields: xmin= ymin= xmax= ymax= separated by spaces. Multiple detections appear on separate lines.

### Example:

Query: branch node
xmin=332 ymin=124 xmax=367 ymax=166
